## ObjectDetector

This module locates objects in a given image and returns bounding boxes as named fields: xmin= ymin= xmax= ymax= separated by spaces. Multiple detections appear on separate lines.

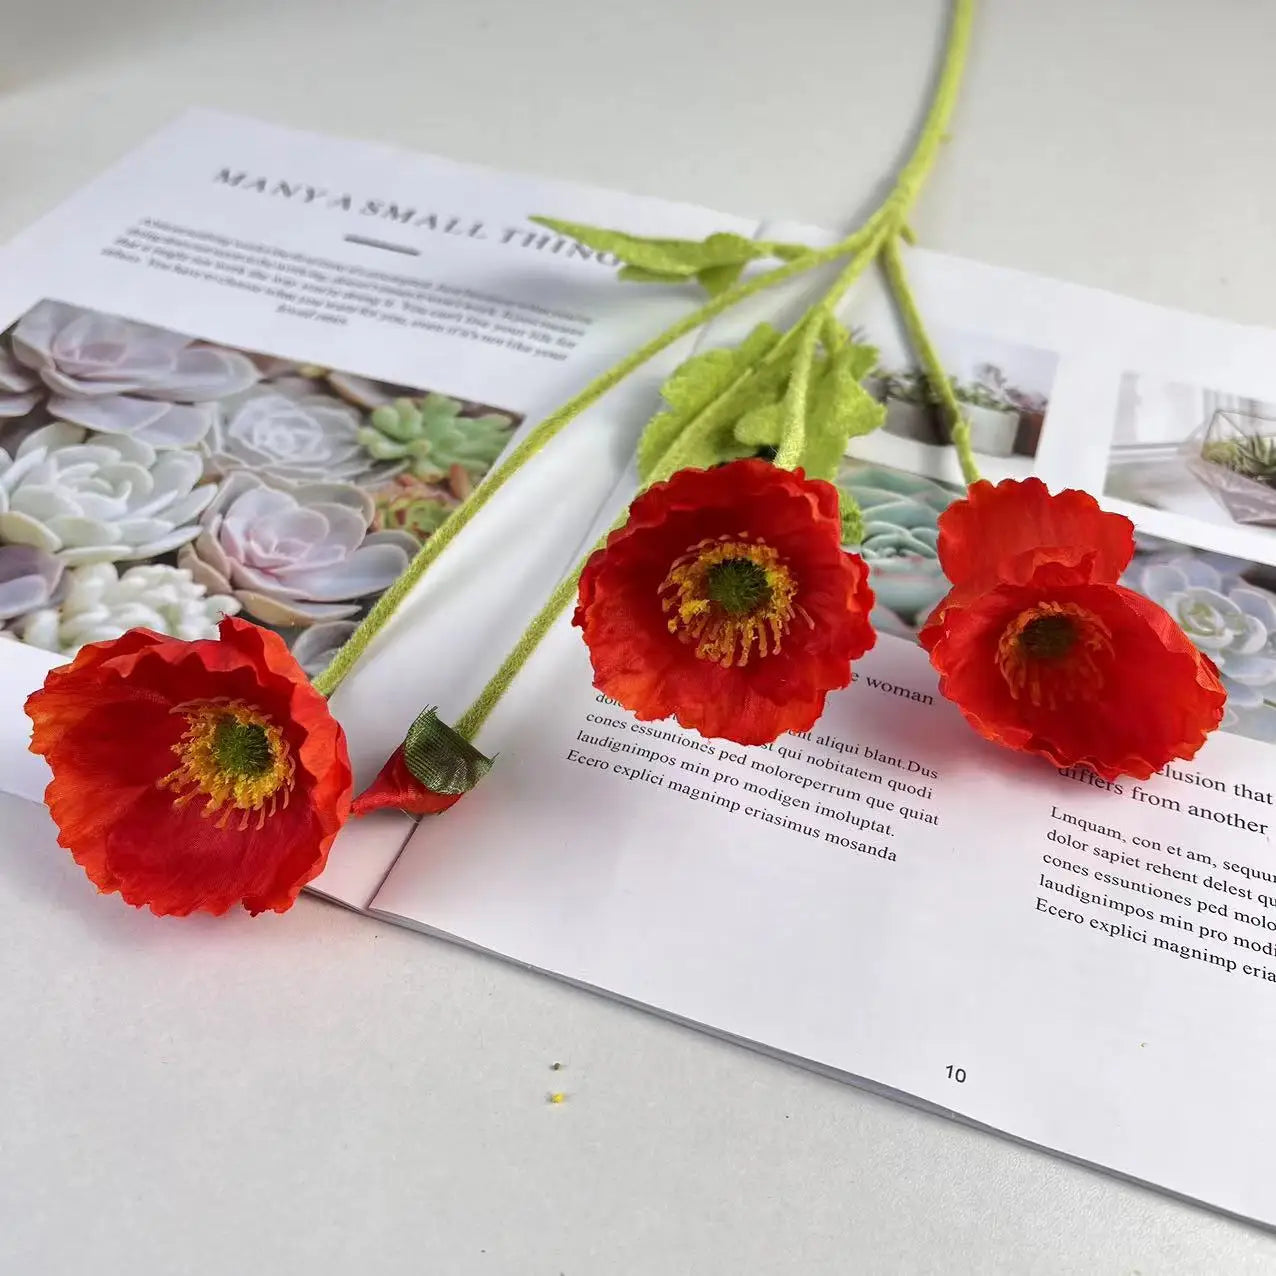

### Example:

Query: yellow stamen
xmin=658 ymin=535 xmax=808 ymax=668
xmin=996 ymin=601 xmax=1112 ymax=709
xmin=157 ymin=698 xmax=295 ymax=831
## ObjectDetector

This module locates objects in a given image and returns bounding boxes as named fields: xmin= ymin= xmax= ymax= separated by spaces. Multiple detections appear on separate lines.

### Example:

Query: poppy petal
xmin=937 ymin=477 xmax=1135 ymax=589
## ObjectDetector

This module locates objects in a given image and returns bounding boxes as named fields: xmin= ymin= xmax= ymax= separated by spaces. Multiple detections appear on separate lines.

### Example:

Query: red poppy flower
xmin=573 ymin=459 xmax=876 ymax=745
xmin=920 ymin=478 xmax=1226 ymax=780
xmin=353 ymin=708 xmax=492 ymax=817
xmin=25 ymin=616 xmax=352 ymax=916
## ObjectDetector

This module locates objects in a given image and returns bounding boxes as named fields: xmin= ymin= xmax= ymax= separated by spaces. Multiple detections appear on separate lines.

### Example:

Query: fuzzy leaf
xmin=618 ymin=262 xmax=752 ymax=295
xmin=733 ymin=400 xmax=785 ymax=449
xmin=695 ymin=262 xmax=748 ymax=296
xmin=637 ymin=324 xmax=789 ymax=482
xmin=617 ymin=265 xmax=689 ymax=284
xmin=727 ymin=337 xmax=884 ymax=480
xmin=532 ymin=217 xmax=766 ymax=277
xmin=802 ymin=349 xmax=886 ymax=480
xmin=839 ymin=492 xmax=865 ymax=546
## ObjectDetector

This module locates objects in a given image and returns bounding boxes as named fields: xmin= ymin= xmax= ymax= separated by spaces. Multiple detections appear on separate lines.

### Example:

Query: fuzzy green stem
xmin=773 ymin=0 xmax=972 ymax=472
xmin=882 ymin=0 xmax=974 ymax=223
xmin=453 ymin=408 xmax=707 ymax=740
xmin=773 ymin=227 xmax=889 ymax=471
xmin=880 ymin=234 xmax=982 ymax=485
xmin=335 ymin=0 xmax=976 ymax=719
xmin=451 ymin=0 xmax=976 ymax=744
xmin=314 ymin=236 xmax=871 ymax=698
xmin=453 ymin=564 xmax=584 ymax=740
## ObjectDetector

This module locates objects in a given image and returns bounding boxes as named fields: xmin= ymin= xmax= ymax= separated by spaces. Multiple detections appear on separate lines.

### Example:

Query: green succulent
xmin=373 ymin=489 xmax=454 ymax=542
xmin=359 ymin=394 xmax=514 ymax=481
xmin=1202 ymin=435 xmax=1276 ymax=486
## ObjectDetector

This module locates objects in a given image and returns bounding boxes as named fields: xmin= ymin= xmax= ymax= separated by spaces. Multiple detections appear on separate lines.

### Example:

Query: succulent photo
xmin=0 ymin=299 xmax=523 ymax=667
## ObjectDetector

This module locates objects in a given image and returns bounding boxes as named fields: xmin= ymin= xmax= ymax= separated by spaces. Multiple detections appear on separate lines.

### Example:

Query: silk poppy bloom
xmin=573 ymin=459 xmax=876 ymax=745
xmin=353 ymin=708 xmax=492 ymax=817
xmin=919 ymin=478 xmax=1225 ymax=780
xmin=25 ymin=616 xmax=352 ymax=916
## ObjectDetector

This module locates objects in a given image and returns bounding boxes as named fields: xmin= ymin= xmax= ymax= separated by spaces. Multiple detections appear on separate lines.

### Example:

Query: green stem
xmin=452 ymin=0 xmax=977 ymax=742
xmin=773 ymin=228 xmax=888 ymax=470
xmin=774 ymin=0 xmax=972 ymax=472
xmin=453 ymin=565 xmax=584 ymax=740
xmin=880 ymin=234 xmax=982 ymax=485
xmin=315 ymin=236 xmax=866 ymax=699
xmin=454 ymin=405 xmax=708 ymax=740
xmin=883 ymin=0 xmax=975 ymax=222
xmin=331 ymin=0 xmax=976 ymax=712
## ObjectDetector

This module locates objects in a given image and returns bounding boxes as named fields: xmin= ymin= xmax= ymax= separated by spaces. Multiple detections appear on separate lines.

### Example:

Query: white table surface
xmin=5 ymin=1 xmax=1276 ymax=1271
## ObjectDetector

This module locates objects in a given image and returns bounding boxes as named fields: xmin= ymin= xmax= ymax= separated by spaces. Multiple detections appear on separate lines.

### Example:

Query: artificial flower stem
xmin=773 ymin=0 xmax=973 ymax=471
xmin=314 ymin=237 xmax=873 ymax=700
xmin=453 ymin=416 xmax=710 ymax=741
xmin=316 ymin=0 xmax=975 ymax=700
xmin=772 ymin=228 xmax=889 ymax=472
xmin=453 ymin=561 xmax=585 ymax=741
xmin=880 ymin=233 xmax=982 ymax=485
xmin=884 ymin=0 xmax=974 ymax=221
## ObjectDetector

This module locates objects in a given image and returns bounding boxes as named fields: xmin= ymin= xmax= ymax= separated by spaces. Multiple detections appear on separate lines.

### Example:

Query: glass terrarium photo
xmin=1183 ymin=407 xmax=1276 ymax=526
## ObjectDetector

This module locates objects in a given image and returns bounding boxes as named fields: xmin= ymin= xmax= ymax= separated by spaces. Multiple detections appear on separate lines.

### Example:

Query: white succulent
xmin=205 ymin=380 xmax=392 ymax=487
xmin=15 ymin=561 xmax=240 ymax=656
xmin=9 ymin=300 xmax=259 ymax=447
xmin=0 ymin=421 xmax=217 ymax=565
xmin=0 ymin=347 xmax=40 ymax=418
xmin=289 ymin=619 xmax=357 ymax=677
xmin=178 ymin=471 xmax=418 ymax=626
xmin=1125 ymin=551 xmax=1276 ymax=737
xmin=0 ymin=544 xmax=64 ymax=620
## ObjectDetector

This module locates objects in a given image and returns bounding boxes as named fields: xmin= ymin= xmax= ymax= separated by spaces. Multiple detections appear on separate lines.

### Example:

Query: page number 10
xmin=945 ymin=1065 xmax=967 ymax=1084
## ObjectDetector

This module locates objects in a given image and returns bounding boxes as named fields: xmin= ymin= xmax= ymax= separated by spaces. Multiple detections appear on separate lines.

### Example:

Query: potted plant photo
xmin=951 ymin=379 xmax=1019 ymax=457
xmin=1183 ymin=408 xmax=1276 ymax=526
xmin=878 ymin=370 xmax=943 ymax=444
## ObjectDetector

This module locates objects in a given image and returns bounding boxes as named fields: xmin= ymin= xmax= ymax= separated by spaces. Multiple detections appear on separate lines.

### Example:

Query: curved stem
xmin=326 ymin=0 xmax=977 ymax=704
xmin=452 ymin=0 xmax=977 ymax=745
xmin=314 ymin=238 xmax=857 ymax=698
xmin=774 ymin=227 xmax=888 ymax=470
xmin=881 ymin=0 xmax=975 ymax=226
xmin=881 ymin=234 xmax=982 ymax=485
xmin=453 ymin=566 xmax=583 ymax=740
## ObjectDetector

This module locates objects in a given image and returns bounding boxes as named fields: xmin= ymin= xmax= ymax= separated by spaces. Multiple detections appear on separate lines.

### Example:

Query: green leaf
xmin=732 ymin=400 xmax=784 ymax=449
xmin=770 ymin=242 xmax=813 ymax=262
xmin=636 ymin=324 xmax=789 ymax=482
xmin=617 ymin=265 xmax=691 ymax=284
xmin=531 ymin=216 xmax=766 ymax=277
xmin=839 ymin=492 xmax=865 ymax=546
xmin=801 ymin=347 xmax=886 ymax=480
xmin=725 ymin=335 xmax=884 ymax=480
xmin=695 ymin=262 xmax=747 ymax=296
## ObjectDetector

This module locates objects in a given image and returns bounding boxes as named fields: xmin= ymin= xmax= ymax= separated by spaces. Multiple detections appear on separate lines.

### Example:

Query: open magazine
xmin=4 ymin=110 xmax=1276 ymax=1227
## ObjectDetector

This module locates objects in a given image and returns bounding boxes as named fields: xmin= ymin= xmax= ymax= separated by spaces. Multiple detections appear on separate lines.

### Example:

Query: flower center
xmin=658 ymin=536 xmax=808 ymax=667
xmin=157 ymin=698 xmax=295 ymax=830
xmin=996 ymin=601 xmax=1113 ymax=709
xmin=706 ymin=558 xmax=772 ymax=615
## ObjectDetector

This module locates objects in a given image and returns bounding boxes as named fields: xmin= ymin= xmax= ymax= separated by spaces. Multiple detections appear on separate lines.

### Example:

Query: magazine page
xmin=0 ymin=109 xmax=761 ymax=907
xmin=370 ymin=234 xmax=1276 ymax=1224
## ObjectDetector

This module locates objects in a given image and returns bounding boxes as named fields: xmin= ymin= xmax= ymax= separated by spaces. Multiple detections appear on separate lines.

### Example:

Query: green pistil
xmin=1020 ymin=614 xmax=1076 ymax=662
xmin=212 ymin=717 xmax=273 ymax=777
xmin=706 ymin=558 xmax=772 ymax=616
